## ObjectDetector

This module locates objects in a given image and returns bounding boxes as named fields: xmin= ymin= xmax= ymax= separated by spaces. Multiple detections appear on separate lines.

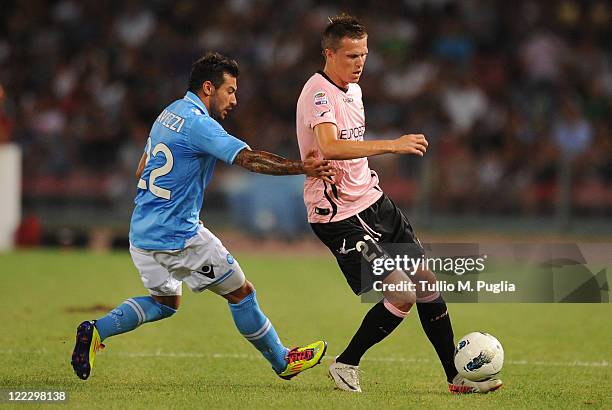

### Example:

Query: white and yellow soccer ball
xmin=454 ymin=332 xmax=504 ymax=381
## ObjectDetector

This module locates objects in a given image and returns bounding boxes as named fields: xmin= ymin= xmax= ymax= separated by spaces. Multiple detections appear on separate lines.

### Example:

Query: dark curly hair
xmin=188 ymin=52 xmax=239 ymax=93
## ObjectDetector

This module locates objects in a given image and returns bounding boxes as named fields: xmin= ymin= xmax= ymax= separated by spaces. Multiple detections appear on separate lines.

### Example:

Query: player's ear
xmin=202 ymin=80 xmax=215 ymax=96
xmin=324 ymin=48 xmax=334 ymax=60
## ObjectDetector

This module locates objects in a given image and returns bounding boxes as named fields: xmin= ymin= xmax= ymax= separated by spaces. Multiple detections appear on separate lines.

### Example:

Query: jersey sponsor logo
xmin=343 ymin=97 xmax=353 ymax=103
xmin=156 ymin=109 xmax=185 ymax=132
xmin=226 ymin=253 xmax=234 ymax=264
xmin=314 ymin=91 xmax=328 ymax=106
xmin=339 ymin=125 xmax=366 ymax=140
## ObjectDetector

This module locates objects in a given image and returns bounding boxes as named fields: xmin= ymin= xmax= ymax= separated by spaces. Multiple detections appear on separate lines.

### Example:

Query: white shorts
xmin=129 ymin=225 xmax=245 ymax=296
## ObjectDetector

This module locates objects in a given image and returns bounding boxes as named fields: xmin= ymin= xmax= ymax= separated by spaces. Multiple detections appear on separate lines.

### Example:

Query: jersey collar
xmin=184 ymin=91 xmax=209 ymax=115
xmin=316 ymin=70 xmax=349 ymax=93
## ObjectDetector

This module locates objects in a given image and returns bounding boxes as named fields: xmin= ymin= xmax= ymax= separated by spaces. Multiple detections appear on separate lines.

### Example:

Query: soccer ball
xmin=454 ymin=332 xmax=504 ymax=381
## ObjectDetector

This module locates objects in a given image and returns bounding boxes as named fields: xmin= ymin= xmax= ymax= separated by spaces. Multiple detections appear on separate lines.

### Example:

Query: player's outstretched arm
xmin=314 ymin=123 xmax=428 ymax=160
xmin=234 ymin=148 xmax=334 ymax=182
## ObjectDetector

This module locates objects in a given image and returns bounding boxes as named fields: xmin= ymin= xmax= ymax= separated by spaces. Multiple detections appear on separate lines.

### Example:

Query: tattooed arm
xmin=234 ymin=149 xmax=303 ymax=175
xmin=234 ymin=148 xmax=334 ymax=181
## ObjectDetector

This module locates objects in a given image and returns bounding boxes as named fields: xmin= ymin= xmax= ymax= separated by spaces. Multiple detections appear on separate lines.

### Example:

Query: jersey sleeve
xmin=188 ymin=115 xmax=249 ymax=164
xmin=303 ymin=86 xmax=337 ymax=130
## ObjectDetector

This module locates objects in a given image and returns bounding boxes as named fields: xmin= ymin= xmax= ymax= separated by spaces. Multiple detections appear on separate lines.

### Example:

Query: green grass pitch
xmin=0 ymin=250 xmax=610 ymax=409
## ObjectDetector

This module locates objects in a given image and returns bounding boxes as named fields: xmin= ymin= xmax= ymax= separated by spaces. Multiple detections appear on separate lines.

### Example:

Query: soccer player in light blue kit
xmin=71 ymin=52 xmax=330 ymax=381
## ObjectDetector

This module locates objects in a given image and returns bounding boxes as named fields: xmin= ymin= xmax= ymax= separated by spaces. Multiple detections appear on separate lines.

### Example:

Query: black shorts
xmin=310 ymin=194 xmax=421 ymax=295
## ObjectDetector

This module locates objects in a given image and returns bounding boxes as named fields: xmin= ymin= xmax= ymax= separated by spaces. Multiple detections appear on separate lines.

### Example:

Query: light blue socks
xmin=95 ymin=296 xmax=176 ymax=341
xmin=94 ymin=292 xmax=289 ymax=374
xmin=228 ymin=291 xmax=289 ymax=373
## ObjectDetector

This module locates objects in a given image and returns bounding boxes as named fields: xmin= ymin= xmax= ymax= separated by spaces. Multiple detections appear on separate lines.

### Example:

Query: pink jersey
xmin=296 ymin=71 xmax=383 ymax=223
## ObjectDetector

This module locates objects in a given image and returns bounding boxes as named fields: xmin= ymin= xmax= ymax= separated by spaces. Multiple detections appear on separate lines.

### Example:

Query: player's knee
xmin=412 ymin=269 xmax=442 ymax=302
xmin=382 ymin=271 xmax=417 ymax=308
xmin=393 ymin=299 xmax=414 ymax=314
xmin=152 ymin=295 xmax=181 ymax=310
xmin=413 ymin=268 xmax=437 ymax=284
xmin=395 ymin=301 xmax=414 ymax=313
xmin=243 ymin=280 xmax=255 ymax=294
xmin=385 ymin=290 xmax=416 ymax=308
xmin=223 ymin=280 xmax=254 ymax=304
xmin=383 ymin=298 xmax=412 ymax=318
xmin=236 ymin=280 xmax=254 ymax=297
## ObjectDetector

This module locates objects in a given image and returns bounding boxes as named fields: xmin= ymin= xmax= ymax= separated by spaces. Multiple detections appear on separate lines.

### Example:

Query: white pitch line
xmin=0 ymin=349 xmax=608 ymax=368
xmin=116 ymin=352 xmax=610 ymax=368
xmin=506 ymin=359 xmax=610 ymax=367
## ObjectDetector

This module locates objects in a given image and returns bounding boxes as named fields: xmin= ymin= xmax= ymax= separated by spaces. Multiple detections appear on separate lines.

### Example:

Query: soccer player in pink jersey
xmin=295 ymin=14 xmax=502 ymax=394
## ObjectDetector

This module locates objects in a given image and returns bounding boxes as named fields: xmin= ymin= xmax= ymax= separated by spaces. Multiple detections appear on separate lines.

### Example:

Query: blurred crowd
xmin=1 ymin=0 xmax=611 ymax=222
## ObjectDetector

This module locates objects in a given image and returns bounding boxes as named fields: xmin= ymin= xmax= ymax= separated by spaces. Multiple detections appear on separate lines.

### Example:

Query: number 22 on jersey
xmin=137 ymin=137 xmax=174 ymax=200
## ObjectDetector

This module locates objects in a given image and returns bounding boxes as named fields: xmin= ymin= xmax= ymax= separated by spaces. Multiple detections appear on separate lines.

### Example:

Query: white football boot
xmin=448 ymin=374 xmax=503 ymax=394
xmin=329 ymin=359 xmax=362 ymax=393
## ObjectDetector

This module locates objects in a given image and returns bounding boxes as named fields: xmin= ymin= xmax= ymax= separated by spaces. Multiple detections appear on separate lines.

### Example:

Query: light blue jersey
xmin=129 ymin=91 xmax=248 ymax=250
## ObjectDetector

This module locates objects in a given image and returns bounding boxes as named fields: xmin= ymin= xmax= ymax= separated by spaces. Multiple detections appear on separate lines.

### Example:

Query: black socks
xmin=337 ymin=294 xmax=458 ymax=384
xmin=337 ymin=301 xmax=404 ymax=366
xmin=416 ymin=295 xmax=458 ymax=382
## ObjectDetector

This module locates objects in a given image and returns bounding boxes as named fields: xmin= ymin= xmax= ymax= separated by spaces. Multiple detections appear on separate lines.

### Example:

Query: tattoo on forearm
xmin=234 ymin=149 xmax=303 ymax=175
